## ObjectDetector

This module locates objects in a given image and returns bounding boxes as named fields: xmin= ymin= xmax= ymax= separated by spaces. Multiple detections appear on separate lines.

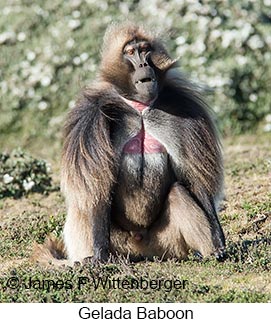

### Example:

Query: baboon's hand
xmin=214 ymin=247 xmax=227 ymax=262
xmin=81 ymin=249 xmax=110 ymax=266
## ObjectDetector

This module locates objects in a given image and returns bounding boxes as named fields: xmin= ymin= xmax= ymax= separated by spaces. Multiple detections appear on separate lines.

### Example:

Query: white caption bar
xmin=1 ymin=303 xmax=270 ymax=323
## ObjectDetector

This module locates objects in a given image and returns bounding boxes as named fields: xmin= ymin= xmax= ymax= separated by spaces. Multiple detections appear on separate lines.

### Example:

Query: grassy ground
xmin=0 ymin=133 xmax=270 ymax=303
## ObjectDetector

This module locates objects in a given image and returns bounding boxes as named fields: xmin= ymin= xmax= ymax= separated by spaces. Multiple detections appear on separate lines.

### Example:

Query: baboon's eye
xmin=125 ymin=46 xmax=135 ymax=56
xmin=140 ymin=43 xmax=151 ymax=53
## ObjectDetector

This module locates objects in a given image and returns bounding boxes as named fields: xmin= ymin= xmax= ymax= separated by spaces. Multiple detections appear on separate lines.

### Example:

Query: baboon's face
xmin=100 ymin=25 xmax=176 ymax=103
xmin=123 ymin=39 xmax=158 ymax=103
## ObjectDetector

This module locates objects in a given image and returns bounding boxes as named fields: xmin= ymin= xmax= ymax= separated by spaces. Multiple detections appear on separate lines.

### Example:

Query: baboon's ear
xmin=151 ymin=46 xmax=179 ymax=71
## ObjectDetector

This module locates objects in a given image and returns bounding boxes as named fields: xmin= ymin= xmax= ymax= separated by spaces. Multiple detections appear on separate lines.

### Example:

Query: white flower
xmin=20 ymin=60 xmax=30 ymax=69
xmin=68 ymin=100 xmax=76 ymax=109
xmin=98 ymin=1 xmax=108 ymax=11
xmin=207 ymin=75 xmax=229 ymax=88
xmin=66 ymin=38 xmax=75 ymax=49
xmin=3 ymin=174 xmax=14 ymax=184
xmin=196 ymin=57 xmax=207 ymax=65
xmin=239 ymin=23 xmax=254 ymax=41
xmin=183 ymin=12 xmax=198 ymax=23
xmin=197 ymin=16 xmax=209 ymax=31
xmin=210 ymin=29 xmax=221 ymax=41
xmin=0 ymin=31 xmax=16 ymax=44
xmin=68 ymin=19 xmax=81 ymax=30
xmin=80 ymin=52 xmax=89 ymax=62
xmin=212 ymin=17 xmax=222 ymax=27
xmin=73 ymin=56 xmax=81 ymax=65
xmin=40 ymin=76 xmax=51 ymax=87
xmin=50 ymin=84 xmax=59 ymax=93
xmin=72 ymin=10 xmax=81 ymax=18
xmin=191 ymin=38 xmax=206 ymax=55
xmin=50 ymin=27 xmax=60 ymax=38
xmin=27 ymin=51 xmax=36 ymax=61
xmin=235 ymin=55 xmax=247 ymax=66
xmin=23 ymin=179 xmax=35 ymax=191
xmin=176 ymin=36 xmax=186 ymax=46
xmin=86 ymin=61 xmax=96 ymax=72
xmin=247 ymin=35 xmax=264 ymax=50
xmin=52 ymin=55 xmax=61 ymax=64
xmin=221 ymin=29 xmax=238 ymax=48
xmin=27 ymin=87 xmax=35 ymax=98
xmin=38 ymin=101 xmax=48 ymax=110
xmin=28 ymin=74 xmax=39 ymax=86
xmin=46 ymin=164 xmax=51 ymax=173
xmin=249 ymin=93 xmax=258 ymax=102
xmin=33 ymin=5 xmax=48 ymax=17
xmin=12 ymin=87 xmax=24 ymax=97
xmin=17 ymin=32 xmax=26 ymax=42
xmin=49 ymin=115 xmax=64 ymax=126
xmin=176 ymin=44 xmax=189 ymax=56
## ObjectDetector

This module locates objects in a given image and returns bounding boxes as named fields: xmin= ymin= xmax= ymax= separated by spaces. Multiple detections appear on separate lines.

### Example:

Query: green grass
xmin=0 ymin=256 xmax=270 ymax=302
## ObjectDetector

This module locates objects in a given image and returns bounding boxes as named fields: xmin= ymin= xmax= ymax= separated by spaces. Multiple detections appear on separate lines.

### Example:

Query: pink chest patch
xmin=121 ymin=96 xmax=166 ymax=154
xmin=121 ymin=97 xmax=150 ymax=112
xmin=123 ymin=128 xmax=166 ymax=154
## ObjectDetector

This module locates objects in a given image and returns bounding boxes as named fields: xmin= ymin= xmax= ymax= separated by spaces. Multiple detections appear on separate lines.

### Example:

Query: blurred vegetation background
xmin=0 ymin=0 xmax=271 ymax=161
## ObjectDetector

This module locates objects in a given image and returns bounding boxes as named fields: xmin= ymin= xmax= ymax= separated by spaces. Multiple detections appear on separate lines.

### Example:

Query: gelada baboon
xmin=34 ymin=22 xmax=225 ymax=266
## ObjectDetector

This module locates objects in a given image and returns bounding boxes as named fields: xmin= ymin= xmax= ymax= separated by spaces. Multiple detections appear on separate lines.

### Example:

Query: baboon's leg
xmin=148 ymin=184 xmax=217 ymax=258
xmin=64 ymin=200 xmax=110 ymax=263
xmin=111 ymin=184 xmax=217 ymax=259
xmin=63 ymin=202 xmax=93 ymax=263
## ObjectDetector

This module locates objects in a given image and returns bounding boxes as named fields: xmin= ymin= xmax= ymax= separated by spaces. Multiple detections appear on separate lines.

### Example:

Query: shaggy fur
xmin=33 ymin=23 xmax=225 ymax=266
